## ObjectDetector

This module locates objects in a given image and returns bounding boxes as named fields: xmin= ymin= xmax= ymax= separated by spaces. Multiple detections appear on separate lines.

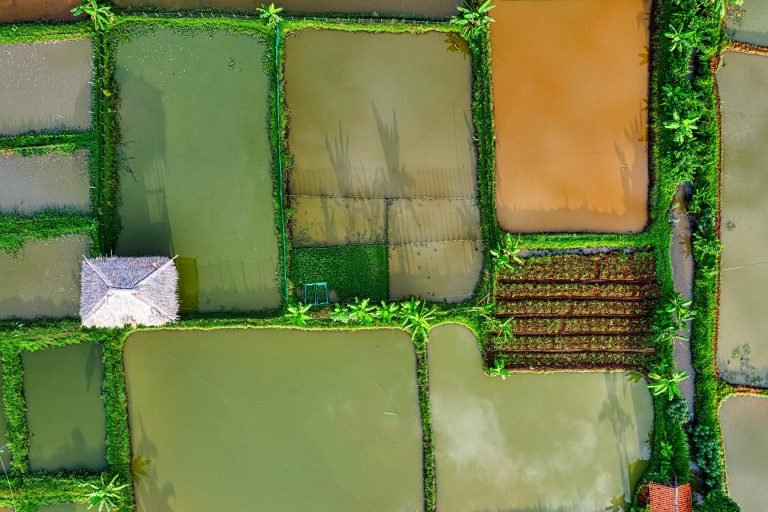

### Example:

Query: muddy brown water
xmin=0 ymin=150 xmax=90 ymax=213
xmin=720 ymin=395 xmax=768 ymax=511
xmin=0 ymin=39 xmax=92 ymax=137
xmin=22 ymin=343 xmax=106 ymax=472
xmin=428 ymin=324 xmax=653 ymax=511
xmin=112 ymin=0 xmax=459 ymax=16
xmin=728 ymin=0 xmax=768 ymax=47
xmin=492 ymin=0 xmax=650 ymax=233
xmin=0 ymin=235 xmax=88 ymax=319
xmin=115 ymin=28 xmax=280 ymax=313
xmin=123 ymin=328 xmax=423 ymax=512
xmin=291 ymin=196 xmax=386 ymax=247
xmin=717 ymin=52 xmax=768 ymax=386
xmin=389 ymin=241 xmax=483 ymax=302
xmin=0 ymin=0 xmax=80 ymax=22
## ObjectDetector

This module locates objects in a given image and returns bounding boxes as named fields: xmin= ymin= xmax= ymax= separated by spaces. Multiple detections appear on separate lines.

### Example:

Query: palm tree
xmin=450 ymin=0 xmax=496 ymax=38
xmin=257 ymin=3 xmax=284 ymax=27
xmin=647 ymin=369 xmax=689 ymax=400
xmin=82 ymin=474 xmax=129 ymax=512
xmin=71 ymin=0 xmax=114 ymax=32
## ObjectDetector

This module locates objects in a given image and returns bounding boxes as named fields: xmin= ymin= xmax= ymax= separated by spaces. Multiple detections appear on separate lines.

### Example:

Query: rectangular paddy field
xmin=490 ymin=251 xmax=658 ymax=369
xmin=428 ymin=324 xmax=653 ymax=511
xmin=491 ymin=0 xmax=650 ymax=233
xmin=123 ymin=328 xmax=423 ymax=512
xmin=727 ymin=0 xmax=768 ymax=46
xmin=111 ymin=0 xmax=460 ymax=16
xmin=716 ymin=51 xmax=768 ymax=386
xmin=0 ymin=150 xmax=90 ymax=214
xmin=285 ymin=29 xmax=482 ymax=303
xmin=720 ymin=395 xmax=768 ymax=512
xmin=0 ymin=38 xmax=92 ymax=137
xmin=22 ymin=343 xmax=106 ymax=472
xmin=0 ymin=235 xmax=89 ymax=319
xmin=115 ymin=27 xmax=280 ymax=313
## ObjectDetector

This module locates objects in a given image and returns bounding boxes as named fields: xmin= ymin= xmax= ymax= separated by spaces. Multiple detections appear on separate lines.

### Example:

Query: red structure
xmin=649 ymin=483 xmax=692 ymax=512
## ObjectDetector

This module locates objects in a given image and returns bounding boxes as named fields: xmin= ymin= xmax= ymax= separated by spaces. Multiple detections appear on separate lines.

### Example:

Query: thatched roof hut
xmin=80 ymin=256 xmax=179 ymax=328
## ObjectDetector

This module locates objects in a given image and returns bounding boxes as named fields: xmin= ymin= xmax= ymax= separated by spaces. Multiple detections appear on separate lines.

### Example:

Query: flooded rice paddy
xmin=491 ymin=0 xmax=650 ymax=233
xmin=719 ymin=395 xmax=768 ymax=511
xmin=112 ymin=0 xmax=458 ymax=16
xmin=727 ymin=0 xmax=768 ymax=47
xmin=428 ymin=324 xmax=653 ymax=511
xmin=286 ymin=30 xmax=481 ymax=302
xmin=0 ymin=0 xmax=80 ymax=23
xmin=115 ymin=28 xmax=280 ymax=313
xmin=0 ymin=39 xmax=92 ymax=137
xmin=123 ymin=328 xmax=423 ymax=512
xmin=717 ymin=51 xmax=768 ymax=386
xmin=0 ymin=235 xmax=88 ymax=319
xmin=22 ymin=343 xmax=106 ymax=472
xmin=36 ymin=504 xmax=90 ymax=512
xmin=0 ymin=150 xmax=90 ymax=214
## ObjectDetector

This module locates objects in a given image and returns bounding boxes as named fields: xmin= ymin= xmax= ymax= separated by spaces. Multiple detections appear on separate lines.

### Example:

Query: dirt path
xmin=670 ymin=184 xmax=696 ymax=413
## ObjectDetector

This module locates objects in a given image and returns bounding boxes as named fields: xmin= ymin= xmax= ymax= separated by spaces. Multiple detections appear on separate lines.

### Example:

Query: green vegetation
xmin=72 ymin=0 xmax=115 ymax=32
xmin=291 ymin=245 xmax=389 ymax=302
xmin=450 ymin=0 xmax=495 ymax=38
xmin=0 ymin=0 xmax=745 ymax=510
xmin=82 ymin=474 xmax=128 ymax=512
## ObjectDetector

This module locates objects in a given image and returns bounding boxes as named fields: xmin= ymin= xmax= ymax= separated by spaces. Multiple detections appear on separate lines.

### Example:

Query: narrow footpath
xmin=670 ymin=184 xmax=696 ymax=414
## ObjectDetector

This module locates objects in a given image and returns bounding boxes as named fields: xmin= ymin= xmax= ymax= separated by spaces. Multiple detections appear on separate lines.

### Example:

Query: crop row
xmin=492 ymin=351 xmax=651 ymax=371
xmin=497 ymin=252 xmax=656 ymax=282
xmin=511 ymin=317 xmax=651 ymax=335
xmin=495 ymin=299 xmax=652 ymax=318
xmin=495 ymin=281 xmax=659 ymax=300
xmin=487 ymin=334 xmax=651 ymax=352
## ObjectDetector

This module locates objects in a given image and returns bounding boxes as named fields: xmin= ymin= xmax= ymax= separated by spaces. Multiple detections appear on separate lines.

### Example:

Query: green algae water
xmin=123 ymin=328 xmax=423 ymax=512
xmin=23 ymin=343 xmax=106 ymax=472
xmin=115 ymin=28 xmax=280 ymax=313
xmin=428 ymin=324 xmax=653 ymax=512
xmin=720 ymin=395 xmax=768 ymax=512
xmin=717 ymin=52 xmax=768 ymax=386
xmin=0 ymin=235 xmax=89 ymax=319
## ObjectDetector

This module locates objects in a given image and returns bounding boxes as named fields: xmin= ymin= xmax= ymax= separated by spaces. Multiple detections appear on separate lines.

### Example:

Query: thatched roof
xmin=80 ymin=256 xmax=179 ymax=328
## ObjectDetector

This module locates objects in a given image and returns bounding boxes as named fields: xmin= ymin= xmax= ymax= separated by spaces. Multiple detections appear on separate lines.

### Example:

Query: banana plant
xmin=484 ymin=357 xmax=510 ymax=379
xmin=82 ymin=474 xmax=128 ymax=512
xmin=647 ymin=368 xmax=689 ymax=400
xmin=374 ymin=301 xmax=400 ymax=323
xmin=257 ymin=3 xmax=284 ymax=26
xmin=71 ymin=0 xmax=114 ymax=32
xmin=399 ymin=299 xmax=439 ymax=341
xmin=664 ymin=110 xmax=700 ymax=144
xmin=347 ymin=297 xmax=376 ymax=325
xmin=664 ymin=23 xmax=696 ymax=53
xmin=286 ymin=302 xmax=311 ymax=327
xmin=450 ymin=0 xmax=496 ymax=38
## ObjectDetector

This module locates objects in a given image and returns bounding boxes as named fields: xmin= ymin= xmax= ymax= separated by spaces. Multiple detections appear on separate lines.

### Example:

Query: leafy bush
xmin=698 ymin=490 xmax=741 ymax=512
xmin=667 ymin=395 xmax=692 ymax=426
xmin=693 ymin=425 xmax=725 ymax=488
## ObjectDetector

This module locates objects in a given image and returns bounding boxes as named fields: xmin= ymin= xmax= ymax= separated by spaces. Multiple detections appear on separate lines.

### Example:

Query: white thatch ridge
xmin=80 ymin=256 xmax=179 ymax=328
